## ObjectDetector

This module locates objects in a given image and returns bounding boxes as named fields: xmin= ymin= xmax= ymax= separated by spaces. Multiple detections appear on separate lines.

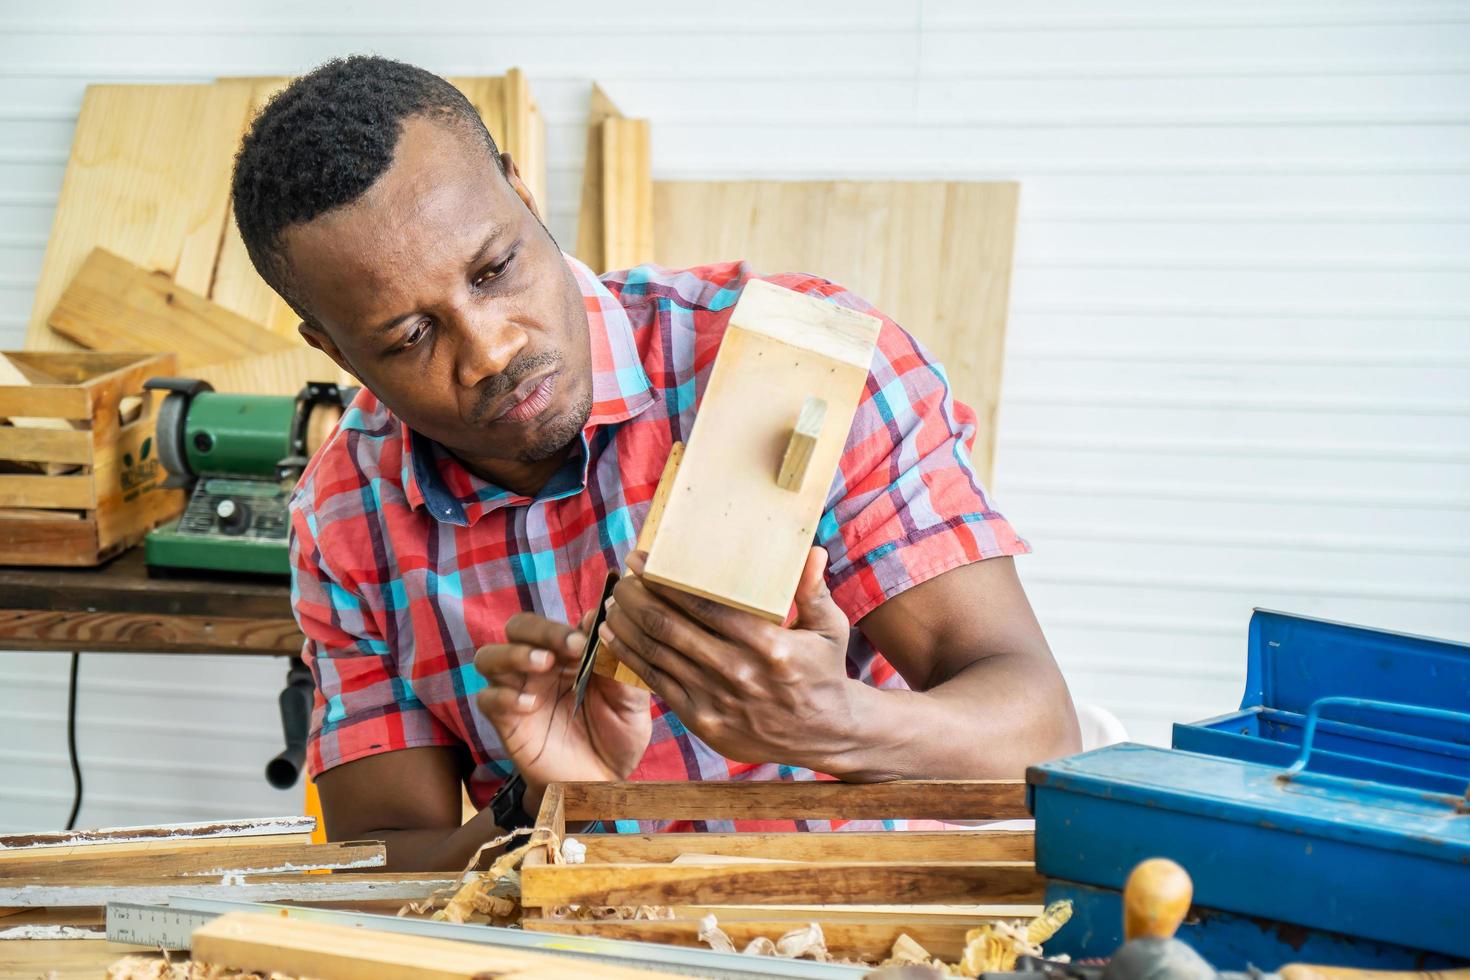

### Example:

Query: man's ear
xmin=500 ymin=151 xmax=543 ymax=222
xmin=299 ymin=320 xmax=357 ymax=380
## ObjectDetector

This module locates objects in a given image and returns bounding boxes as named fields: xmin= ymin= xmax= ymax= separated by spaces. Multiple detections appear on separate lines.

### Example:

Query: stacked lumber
xmin=507 ymin=780 xmax=1043 ymax=964
xmin=24 ymin=71 xmax=547 ymax=397
xmin=0 ymin=816 xmax=454 ymax=940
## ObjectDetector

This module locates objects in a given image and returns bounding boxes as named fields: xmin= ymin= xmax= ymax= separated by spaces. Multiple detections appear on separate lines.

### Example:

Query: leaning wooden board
xmin=652 ymin=180 xmax=1020 ymax=484
xmin=24 ymin=84 xmax=255 ymax=352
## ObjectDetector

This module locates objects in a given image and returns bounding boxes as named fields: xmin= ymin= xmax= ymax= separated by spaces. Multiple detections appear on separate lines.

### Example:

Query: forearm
xmin=815 ymin=654 xmax=1081 ymax=781
xmin=362 ymin=804 xmax=516 ymax=872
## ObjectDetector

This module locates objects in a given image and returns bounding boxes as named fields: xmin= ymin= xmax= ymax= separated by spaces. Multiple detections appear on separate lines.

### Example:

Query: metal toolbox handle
xmin=1280 ymin=696 xmax=1470 ymax=812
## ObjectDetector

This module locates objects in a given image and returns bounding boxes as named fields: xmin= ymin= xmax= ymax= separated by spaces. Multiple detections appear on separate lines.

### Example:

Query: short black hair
xmin=231 ymin=55 xmax=502 ymax=322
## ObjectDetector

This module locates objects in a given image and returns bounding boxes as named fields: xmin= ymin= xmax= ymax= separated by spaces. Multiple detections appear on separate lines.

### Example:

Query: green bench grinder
xmin=143 ymin=378 xmax=356 ymax=577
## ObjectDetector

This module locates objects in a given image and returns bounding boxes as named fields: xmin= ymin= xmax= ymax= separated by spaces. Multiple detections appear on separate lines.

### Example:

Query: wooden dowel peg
xmin=776 ymin=396 xmax=826 ymax=492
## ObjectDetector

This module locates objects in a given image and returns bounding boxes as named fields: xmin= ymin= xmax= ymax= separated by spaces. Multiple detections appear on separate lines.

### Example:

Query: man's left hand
xmin=602 ymin=547 xmax=863 ymax=773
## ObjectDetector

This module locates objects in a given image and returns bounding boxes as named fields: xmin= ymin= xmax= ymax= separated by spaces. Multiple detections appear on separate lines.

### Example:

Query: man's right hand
xmin=473 ymin=610 xmax=652 ymax=798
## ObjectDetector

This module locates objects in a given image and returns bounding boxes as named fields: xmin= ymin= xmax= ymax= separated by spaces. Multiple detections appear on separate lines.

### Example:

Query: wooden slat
xmin=0 ymin=840 xmax=384 ymax=880
xmin=524 ymin=916 xmax=980 ymax=963
xmin=652 ymin=180 xmax=1019 ymax=484
xmin=0 ymin=385 xmax=88 ymax=421
xmin=560 ymin=780 xmax=1027 ymax=821
xmin=47 ymin=247 xmax=294 ymax=369
xmin=601 ymin=118 xmax=653 ymax=272
xmin=575 ymin=84 xmax=626 ymax=273
xmin=0 ymin=816 xmax=314 ymax=853
xmin=192 ymin=912 xmax=683 ymax=980
xmin=0 ymin=873 xmax=457 ymax=909
xmin=211 ymin=76 xmax=300 ymax=340
xmin=0 ymin=475 xmax=94 ymax=510
xmin=0 ymin=609 xmax=302 ymax=655
xmin=640 ymin=280 xmax=881 ymax=621
xmin=578 ymin=830 xmax=1032 ymax=864
xmin=25 ymin=84 xmax=254 ymax=352
xmin=519 ymin=859 xmax=1043 ymax=908
xmin=0 ymin=831 xmax=311 ymax=863
xmin=0 ymin=519 xmax=99 ymax=567
xmin=0 ymin=424 xmax=92 ymax=465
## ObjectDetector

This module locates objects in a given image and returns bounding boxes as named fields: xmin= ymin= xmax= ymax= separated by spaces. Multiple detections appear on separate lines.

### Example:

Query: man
xmin=232 ymin=56 xmax=1080 ymax=871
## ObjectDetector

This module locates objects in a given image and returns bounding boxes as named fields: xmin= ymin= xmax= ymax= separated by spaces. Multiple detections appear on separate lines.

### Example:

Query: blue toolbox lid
xmin=1244 ymin=610 xmax=1470 ymax=720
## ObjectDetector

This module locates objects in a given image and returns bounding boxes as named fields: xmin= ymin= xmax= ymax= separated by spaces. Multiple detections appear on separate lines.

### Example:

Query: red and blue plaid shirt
xmin=291 ymin=256 xmax=1027 ymax=831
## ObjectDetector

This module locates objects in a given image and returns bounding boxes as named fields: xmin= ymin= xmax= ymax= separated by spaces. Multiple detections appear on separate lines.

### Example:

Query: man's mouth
xmin=492 ymin=370 xmax=559 ymax=424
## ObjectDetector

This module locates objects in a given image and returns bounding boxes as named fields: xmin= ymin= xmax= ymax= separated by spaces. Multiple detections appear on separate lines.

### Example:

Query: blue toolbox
xmin=1028 ymin=611 xmax=1470 ymax=969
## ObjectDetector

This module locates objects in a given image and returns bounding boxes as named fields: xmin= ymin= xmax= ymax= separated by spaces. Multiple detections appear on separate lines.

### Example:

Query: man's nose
xmin=453 ymin=310 xmax=529 ymax=389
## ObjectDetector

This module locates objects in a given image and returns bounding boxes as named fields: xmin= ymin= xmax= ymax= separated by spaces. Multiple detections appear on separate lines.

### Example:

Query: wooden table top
xmin=0 ymin=547 xmax=300 ymax=655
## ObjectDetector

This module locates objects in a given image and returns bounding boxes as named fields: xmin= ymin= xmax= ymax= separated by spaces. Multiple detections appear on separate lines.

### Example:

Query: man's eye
xmin=474 ymin=253 xmax=513 ymax=288
xmin=392 ymin=320 xmax=429 ymax=354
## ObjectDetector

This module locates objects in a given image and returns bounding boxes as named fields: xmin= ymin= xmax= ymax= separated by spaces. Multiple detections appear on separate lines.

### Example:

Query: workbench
xmin=0 ymin=545 xmax=299 ymax=656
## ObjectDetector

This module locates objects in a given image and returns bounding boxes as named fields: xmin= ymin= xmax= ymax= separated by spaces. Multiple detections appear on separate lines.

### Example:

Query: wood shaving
xmin=395 ymin=826 xmax=539 ymax=924
xmin=106 ymin=954 xmax=313 ymax=980
xmin=697 ymin=915 xmax=831 ymax=962
xmin=880 ymin=900 xmax=1075 ymax=977
xmin=549 ymin=903 xmax=675 ymax=920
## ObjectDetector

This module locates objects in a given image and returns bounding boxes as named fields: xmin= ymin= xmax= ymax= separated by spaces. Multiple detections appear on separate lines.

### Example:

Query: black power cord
xmin=64 ymin=651 xmax=83 ymax=830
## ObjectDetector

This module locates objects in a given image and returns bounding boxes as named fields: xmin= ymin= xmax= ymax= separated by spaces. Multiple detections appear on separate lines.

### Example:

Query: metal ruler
xmin=106 ymin=897 xmax=868 ymax=980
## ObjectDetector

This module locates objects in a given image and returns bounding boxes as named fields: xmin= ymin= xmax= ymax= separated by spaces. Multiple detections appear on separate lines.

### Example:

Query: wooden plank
xmin=578 ymin=830 xmax=1033 ymax=864
xmin=525 ymin=916 xmax=978 ymax=962
xmin=0 ymin=816 xmax=314 ymax=853
xmin=0 ymin=353 xmax=74 ymax=434
xmin=0 ymin=609 xmax=303 ymax=655
xmin=191 ymin=911 xmax=683 ymax=980
xmin=193 ymin=345 xmax=351 ymax=397
xmin=594 ymin=442 xmax=682 ymax=689
xmin=0 ymin=839 xmax=384 ymax=880
xmin=0 ymin=906 xmax=105 ymax=941
xmin=575 ymin=84 xmax=625 ymax=272
xmin=25 ymin=83 xmax=254 ymax=352
xmin=0 ymin=831 xmax=312 ymax=863
xmin=652 ymin=180 xmax=1019 ymax=484
xmin=0 ymin=519 xmax=100 ymax=567
xmin=519 ymin=859 xmax=1043 ymax=908
xmin=211 ymin=76 xmax=301 ymax=339
xmin=601 ymin=118 xmax=653 ymax=272
xmin=448 ymin=70 xmax=546 ymax=212
xmin=640 ymin=280 xmax=881 ymax=621
xmin=0 ymin=873 xmax=457 ymax=909
xmin=47 ymin=247 xmax=294 ymax=369
xmin=0 ymin=424 xmax=92 ymax=465
xmin=0 ymin=474 xmax=94 ymax=510
xmin=0 ymin=940 xmax=156 ymax=976
xmin=0 ymin=384 xmax=88 ymax=421
xmin=559 ymin=780 xmax=1027 ymax=821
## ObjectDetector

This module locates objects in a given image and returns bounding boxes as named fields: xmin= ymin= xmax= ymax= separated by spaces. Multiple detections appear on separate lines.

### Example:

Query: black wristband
xmin=489 ymin=771 xmax=536 ymax=831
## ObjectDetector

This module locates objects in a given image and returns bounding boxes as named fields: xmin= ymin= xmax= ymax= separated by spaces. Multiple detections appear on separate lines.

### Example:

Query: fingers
xmin=596 ymin=616 xmax=695 ymax=717
xmin=505 ymin=611 xmax=587 ymax=662
xmin=791 ymin=546 xmax=850 ymax=640
xmin=608 ymin=573 xmax=734 ymax=678
xmin=624 ymin=551 xmax=782 ymax=650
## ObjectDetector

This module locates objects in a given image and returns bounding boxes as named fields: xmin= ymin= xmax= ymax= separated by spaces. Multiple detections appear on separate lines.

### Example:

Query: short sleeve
xmin=290 ymin=488 xmax=457 ymax=777
xmin=773 ymin=278 xmax=1029 ymax=624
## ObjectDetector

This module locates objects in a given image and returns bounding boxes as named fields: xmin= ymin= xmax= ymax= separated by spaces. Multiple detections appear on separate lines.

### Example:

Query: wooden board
xmin=0 ymin=872 xmax=456 ymax=909
xmin=211 ymin=76 xmax=300 ymax=339
xmin=640 ymin=279 xmax=881 ymax=622
xmin=558 ymin=780 xmax=1028 ymax=822
xmin=653 ymin=180 xmax=1019 ymax=484
xmin=578 ymin=830 xmax=1032 ymax=864
xmin=0 ymin=816 xmax=314 ymax=854
xmin=25 ymin=83 xmax=255 ymax=352
xmin=601 ymin=118 xmax=653 ymax=273
xmin=525 ymin=916 xmax=978 ymax=962
xmin=48 ymin=247 xmax=294 ymax=369
xmin=575 ymin=84 xmax=626 ymax=272
xmin=191 ymin=911 xmax=683 ymax=980
xmin=0 ymin=940 xmax=157 ymax=976
xmin=0 ymin=839 xmax=383 ymax=880
xmin=520 ymin=859 xmax=1043 ymax=908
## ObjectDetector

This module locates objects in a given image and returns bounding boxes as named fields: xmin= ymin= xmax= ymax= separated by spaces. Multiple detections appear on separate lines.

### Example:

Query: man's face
xmin=282 ymin=114 xmax=592 ymax=471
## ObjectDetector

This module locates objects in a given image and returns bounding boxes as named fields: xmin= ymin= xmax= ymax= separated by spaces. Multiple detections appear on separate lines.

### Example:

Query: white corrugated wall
xmin=1 ymin=1 xmax=1467 ymax=831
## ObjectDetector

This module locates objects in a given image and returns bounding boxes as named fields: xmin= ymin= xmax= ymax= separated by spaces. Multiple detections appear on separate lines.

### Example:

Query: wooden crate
xmin=0 ymin=351 xmax=183 ymax=565
xmin=519 ymin=780 xmax=1042 ymax=962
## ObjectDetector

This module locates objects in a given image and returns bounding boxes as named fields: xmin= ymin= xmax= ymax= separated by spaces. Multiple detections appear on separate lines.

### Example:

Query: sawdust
xmin=105 ymin=951 xmax=315 ymax=980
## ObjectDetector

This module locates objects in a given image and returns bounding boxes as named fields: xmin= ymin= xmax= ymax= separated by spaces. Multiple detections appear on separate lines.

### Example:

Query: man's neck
xmin=455 ymin=442 xmax=575 ymax=499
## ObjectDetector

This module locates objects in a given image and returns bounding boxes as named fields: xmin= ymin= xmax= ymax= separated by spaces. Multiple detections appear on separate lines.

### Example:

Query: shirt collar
xmin=401 ymin=253 xmax=655 ymax=525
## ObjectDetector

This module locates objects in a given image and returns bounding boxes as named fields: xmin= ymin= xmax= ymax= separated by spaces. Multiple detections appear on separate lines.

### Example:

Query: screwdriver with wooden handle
xmin=1101 ymin=858 xmax=1470 ymax=980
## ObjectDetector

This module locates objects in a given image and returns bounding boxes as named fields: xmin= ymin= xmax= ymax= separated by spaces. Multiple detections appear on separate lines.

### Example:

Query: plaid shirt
xmin=292 ymin=256 xmax=1027 ymax=832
